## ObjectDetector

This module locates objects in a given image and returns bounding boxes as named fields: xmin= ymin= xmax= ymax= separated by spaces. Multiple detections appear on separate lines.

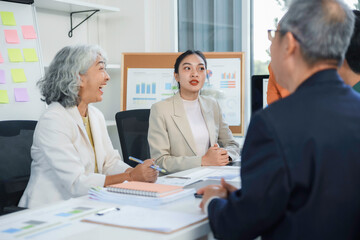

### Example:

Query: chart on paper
xmin=0 ymin=198 xmax=103 ymax=240
xmin=126 ymin=68 xmax=177 ymax=110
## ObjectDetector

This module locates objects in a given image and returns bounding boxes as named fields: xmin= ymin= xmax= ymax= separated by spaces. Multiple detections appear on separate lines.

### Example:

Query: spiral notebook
xmin=106 ymin=181 xmax=183 ymax=198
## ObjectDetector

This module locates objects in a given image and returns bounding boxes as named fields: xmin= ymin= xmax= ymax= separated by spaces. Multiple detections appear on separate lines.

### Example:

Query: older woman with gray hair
xmin=19 ymin=44 xmax=157 ymax=208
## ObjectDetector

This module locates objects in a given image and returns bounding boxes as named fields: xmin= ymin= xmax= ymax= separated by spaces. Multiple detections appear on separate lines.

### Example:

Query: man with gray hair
xmin=198 ymin=0 xmax=360 ymax=239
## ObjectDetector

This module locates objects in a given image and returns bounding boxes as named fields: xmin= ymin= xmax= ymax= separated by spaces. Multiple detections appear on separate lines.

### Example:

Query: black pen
xmin=194 ymin=193 xmax=203 ymax=198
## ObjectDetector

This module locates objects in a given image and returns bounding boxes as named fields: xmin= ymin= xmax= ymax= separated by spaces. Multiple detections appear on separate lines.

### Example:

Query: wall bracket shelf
xmin=68 ymin=9 xmax=99 ymax=38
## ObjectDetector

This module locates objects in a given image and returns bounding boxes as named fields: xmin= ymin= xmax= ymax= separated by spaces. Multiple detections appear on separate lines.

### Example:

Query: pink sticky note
xmin=14 ymin=88 xmax=29 ymax=102
xmin=0 ymin=51 xmax=3 ymax=63
xmin=0 ymin=70 xmax=5 ymax=84
xmin=21 ymin=25 xmax=37 ymax=39
xmin=4 ymin=29 xmax=20 ymax=44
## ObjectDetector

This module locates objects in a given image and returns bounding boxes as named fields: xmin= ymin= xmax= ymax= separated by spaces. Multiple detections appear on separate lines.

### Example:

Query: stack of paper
xmin=88 ymin=187 xmax=195 ymax=207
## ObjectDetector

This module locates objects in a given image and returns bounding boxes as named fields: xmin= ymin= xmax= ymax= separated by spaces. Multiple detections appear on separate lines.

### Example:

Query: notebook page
xmin=82 ymin=205 xmax=207 ymax=234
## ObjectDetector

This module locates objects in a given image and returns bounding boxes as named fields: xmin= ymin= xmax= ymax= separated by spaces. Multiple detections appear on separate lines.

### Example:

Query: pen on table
xmin=165 ymin=176 xmax=191 ymax=179
xmin=129 ymin=156 xmax=167 ymax=173
xmin=96 ymin=207 xmax=120 ymax=216
xmin=194 ymin=193 xmax=203 ymax=198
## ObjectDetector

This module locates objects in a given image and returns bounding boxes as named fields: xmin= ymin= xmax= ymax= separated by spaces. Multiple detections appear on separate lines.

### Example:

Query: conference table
xmin=0 ymin=166 xmax=240 ymax=240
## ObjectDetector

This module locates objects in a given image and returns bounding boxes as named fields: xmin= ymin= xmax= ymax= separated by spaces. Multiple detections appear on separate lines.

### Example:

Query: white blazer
xmin=19 ymin=102 xmax=129 ymax=208
xmin=148 ymin=93 xmax=240 ymax=174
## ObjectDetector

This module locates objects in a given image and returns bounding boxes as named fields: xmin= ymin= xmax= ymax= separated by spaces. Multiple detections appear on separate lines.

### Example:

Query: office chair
xmin=0 ymin=120 xmax=37 ymax=215
xmin=115 ymin=109 xmax=151 ymax=168
xmin=251 ymin=74 xmax=269 ymax=114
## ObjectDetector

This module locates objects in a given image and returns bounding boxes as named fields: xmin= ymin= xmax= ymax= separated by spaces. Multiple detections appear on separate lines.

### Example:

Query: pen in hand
xmin=129 ymin=156 xmax=167 ymax=173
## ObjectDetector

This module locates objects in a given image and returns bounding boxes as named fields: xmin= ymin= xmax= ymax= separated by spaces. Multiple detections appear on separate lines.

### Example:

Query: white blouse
xmin=182 ymin=98 xmax=210 ymax=156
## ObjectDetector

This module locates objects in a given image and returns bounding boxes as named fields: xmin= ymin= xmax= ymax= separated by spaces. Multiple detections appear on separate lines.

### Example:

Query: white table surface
xmin=0 ymin=166 xmax=241 ymax=240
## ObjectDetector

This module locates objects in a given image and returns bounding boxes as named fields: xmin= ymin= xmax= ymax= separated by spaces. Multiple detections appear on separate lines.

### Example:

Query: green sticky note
xmin=11 ymin=69 xmax=27 ymax=83
xmin=0 ymin=90 xmax=9 ymax=103
xmin=0 ymin=12 xmax=16 ymax=26
xmin=8 ymin=49 xmax=23 ymax=62
xmin=23 ymin=48 xmax=38 ymax=62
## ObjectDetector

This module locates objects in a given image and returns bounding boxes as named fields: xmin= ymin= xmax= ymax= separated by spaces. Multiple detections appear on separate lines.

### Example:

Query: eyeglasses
xmin=267 ymin=29 xmax=302 ymax=45
xmin=267 ymin=29 xmax=279 ymax=41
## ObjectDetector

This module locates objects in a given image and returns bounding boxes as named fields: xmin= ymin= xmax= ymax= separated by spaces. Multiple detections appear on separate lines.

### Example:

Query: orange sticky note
xmin=21 ymin=25 xmax=37 ymax=39
xmin=4 ymin=29 xmax=20 ymax=44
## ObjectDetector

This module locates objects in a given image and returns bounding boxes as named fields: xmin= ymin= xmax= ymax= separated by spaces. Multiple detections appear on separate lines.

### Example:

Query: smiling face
xmin=78 ymin=55 xmax=110 ymax=105
xmin=175 ymin=54 xmax=206 ymax=100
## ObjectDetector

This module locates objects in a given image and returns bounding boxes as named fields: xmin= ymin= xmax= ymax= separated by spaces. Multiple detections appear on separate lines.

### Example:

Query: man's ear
xmin=284 ymin=32 xmax=298 ymax=56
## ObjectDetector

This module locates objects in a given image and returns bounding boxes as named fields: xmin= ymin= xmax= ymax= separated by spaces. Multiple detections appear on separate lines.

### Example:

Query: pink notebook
xmin=106 ymin=181 xmax=183 ymax=198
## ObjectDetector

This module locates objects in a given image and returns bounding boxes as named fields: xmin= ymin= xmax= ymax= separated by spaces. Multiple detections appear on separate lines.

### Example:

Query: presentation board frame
xmin=121 ymin=52 xmax=245 ymax=136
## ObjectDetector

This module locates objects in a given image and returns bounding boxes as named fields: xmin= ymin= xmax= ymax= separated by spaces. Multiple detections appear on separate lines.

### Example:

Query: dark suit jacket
xmin=208 ymin=69 xmax=360 ymax=240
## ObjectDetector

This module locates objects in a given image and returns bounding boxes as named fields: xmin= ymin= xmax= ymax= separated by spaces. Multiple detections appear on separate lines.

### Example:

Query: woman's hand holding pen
xmin=129 ymin=159 xmax=158 ymax=183
xmin=201 ymin=143 xmax=229 ymax=166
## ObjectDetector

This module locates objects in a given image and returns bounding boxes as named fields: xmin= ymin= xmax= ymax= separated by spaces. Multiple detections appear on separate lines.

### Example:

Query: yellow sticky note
xmin=8 ymin=49 xmax=23 ymax=62
xmin=0 ymin=12 xmax=16 ymax=26
xmin=23 ymin=48 xmax=38 ymax=62
xmin=11 ymin=69 xmax=27 ymax=83
xmin=0 ymin=90 xmax=9 ymax=103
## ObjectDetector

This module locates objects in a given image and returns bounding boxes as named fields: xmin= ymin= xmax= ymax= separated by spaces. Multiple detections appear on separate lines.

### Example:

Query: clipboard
xmin=81 ymin=205 xmax=207 ymax=234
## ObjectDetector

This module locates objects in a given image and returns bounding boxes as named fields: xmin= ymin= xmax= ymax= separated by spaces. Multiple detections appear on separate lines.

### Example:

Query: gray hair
xmin=38 ymin=44 xmax=107 ymax=107
xmin=279 ymin=0 xmax=354 ymax=66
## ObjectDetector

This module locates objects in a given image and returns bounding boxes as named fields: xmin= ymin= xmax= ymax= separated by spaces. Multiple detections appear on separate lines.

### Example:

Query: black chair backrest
xmin=251 ymin=74 xmax=269 ymax=114
xmin=115 ymin=109 xmax=151 ymax=168
xmin=0 ymin=120 xmax=37 ymax=215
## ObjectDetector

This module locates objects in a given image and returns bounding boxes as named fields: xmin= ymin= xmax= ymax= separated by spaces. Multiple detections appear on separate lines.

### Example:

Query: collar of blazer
xmin=171 ymin=92 xmax=216 ymax=155
xmin=63 ymin=103 xmax=93 ymax=150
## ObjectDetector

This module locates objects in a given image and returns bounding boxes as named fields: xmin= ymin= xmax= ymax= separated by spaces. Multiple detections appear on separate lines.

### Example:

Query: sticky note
xmin=11 ymin=69 xmax=27 ymax=83
xmin=0 ymin=90 xmax=9 ymax=103
xmin=7 ymin=49 xmax=23 ymax=62
xmin=4 ymin=29 xmax=20 ymax=44
xmin=0 ymin=51 xmax=3 ymax=63
xmin=0 ymin=12 xmax=16 ymax=26
xmin=23 ymin=48 xmax=38 ymax=62
xmin=0 ymin=70 xmax=5 ymax=84
xmin=21 ymin=25 xmax=37 ymax=39
xmin=14 ymin=88 xmax=29 ymax=102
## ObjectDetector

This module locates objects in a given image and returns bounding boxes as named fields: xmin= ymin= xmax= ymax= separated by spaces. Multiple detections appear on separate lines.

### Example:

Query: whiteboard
xmin=0 ymin=1 xmax=45 ymax=120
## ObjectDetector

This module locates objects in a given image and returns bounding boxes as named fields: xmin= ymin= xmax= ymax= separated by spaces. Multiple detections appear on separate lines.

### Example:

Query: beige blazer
xmin=148 ymin=93 xmax=240 ymax=174
xmin=19 ymin=102 xmax=129 ymax=208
